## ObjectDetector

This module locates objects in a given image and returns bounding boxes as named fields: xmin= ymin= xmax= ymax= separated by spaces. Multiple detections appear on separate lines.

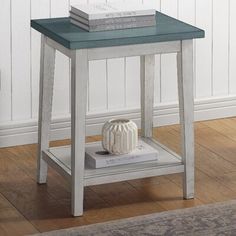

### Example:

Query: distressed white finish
xmin=37 ymin=35 xmax=56 ymax=183
xmin=140 ymin=55 xmax=155 ymax=138
xmin=88 ymin=41 xmax=181 ymax=60
xmin=51 ymin=40 xmax=180 ymax=60
xmin=177 ymin=40 xmax=194 ymax=199
xmin=46 ymin=37 xmax=72 ymax=58
xmin=70 ymin=49 xmax=88 ymax=216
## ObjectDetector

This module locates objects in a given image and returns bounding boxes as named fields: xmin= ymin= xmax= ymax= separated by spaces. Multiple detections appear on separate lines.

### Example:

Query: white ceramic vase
xmin=102 ymin=119 xmax=138 ymax=155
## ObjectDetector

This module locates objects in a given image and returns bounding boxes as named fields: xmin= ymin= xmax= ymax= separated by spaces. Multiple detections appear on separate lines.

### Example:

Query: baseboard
xmin=1 ymin=95 xmax=236 ymax=148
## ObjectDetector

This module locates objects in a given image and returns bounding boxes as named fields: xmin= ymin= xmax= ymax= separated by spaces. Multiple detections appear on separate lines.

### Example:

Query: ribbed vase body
xmin=102 ymin=119 xmax=138 ymax=155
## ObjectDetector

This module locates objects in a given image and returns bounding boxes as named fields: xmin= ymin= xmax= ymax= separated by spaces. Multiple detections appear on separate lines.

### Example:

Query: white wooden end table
xmin=31 ymin=12 xmax=205 ymax=216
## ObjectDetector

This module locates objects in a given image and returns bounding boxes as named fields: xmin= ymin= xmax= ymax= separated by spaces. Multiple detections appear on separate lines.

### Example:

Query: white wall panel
xmin=154 ymin=0 xmax=161 ymax=105
xmin=178 ymin=0 xmax=195 ymax=24
xmin=126 ymin=0 xmax=140 ymax=3
xmin=107 ymin=58 xmax=125 ymax=109
xmin=71 ymin=0 xmax=88 ymax=4
xmin=0 ymin=0 xmax=12 ymax=122
xmin=212 ymin=0 xmax=229 ymax=96
xmin=125 ymin=57 xmax=140 ymax=108
xmin=229 ymin=0 xmax=236 ymax=94
xmin=51 ymin=0 xmax=70 ymax=116
xmin=160 ymin=0 xmax=178 ymax=103
xmin=31 ymin=0 xmax=50 ymax=118
xmin=107 ymin=0 xmax=127 ymax=110
xmin=144 ymin=0 xmax=161 ymax=105
xmin=11 ymin=0 xmax=31 ymax=120
xmin=89 ymin=60 xmax=107 ymax=111
xmin=89 ymin=0 xmax=104 ymax=3
xmin=88 ymin=0 xmax=107 ymax=113
xmin=195 ymin=0 xmax=212 ymax=98
xmin=70 ymin=0 xmax=87 ymax=112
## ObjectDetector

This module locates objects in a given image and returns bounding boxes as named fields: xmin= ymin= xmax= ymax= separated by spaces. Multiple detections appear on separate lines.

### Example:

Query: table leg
xmin=140 ymin=55 xmax=155 ymax=138
xmin=37 ymin=35 xmax=55 ymax=184
xmin=71 ymin=49 xmax=88 ymax=216
xmin=177 ymin=40 xmax=194 ymax=199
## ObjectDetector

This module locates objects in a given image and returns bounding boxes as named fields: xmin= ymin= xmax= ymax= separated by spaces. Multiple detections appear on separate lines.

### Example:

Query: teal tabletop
xmin=31 ymin=11 xmax=204 ymax=50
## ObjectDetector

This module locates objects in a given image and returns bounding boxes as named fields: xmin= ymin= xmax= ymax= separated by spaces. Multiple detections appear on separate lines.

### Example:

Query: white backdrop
xmin=1 ymin=0 xmax=236 ymax=147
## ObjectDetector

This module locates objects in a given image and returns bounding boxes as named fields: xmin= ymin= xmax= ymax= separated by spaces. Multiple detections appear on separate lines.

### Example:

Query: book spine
xmin=90 ymin=9 xmax=156 ymax=20
xmin=89 ymin=20 xmax=156 ymax=32
xmin=70 ymin=12 xmax=89 ymax=25
xmin=70 ymin=19 xmax=89 ymax=31
xmin=70 ymin=11 xmax=89 ymax=25
xmin=91 ymin=15 xmax=155 ymax=25
xmin=96 ymin=153 xmax=158 ymax=168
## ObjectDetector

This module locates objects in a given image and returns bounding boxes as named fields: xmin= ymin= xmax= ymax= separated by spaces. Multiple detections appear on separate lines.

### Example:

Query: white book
xmin=71 ymin=3 xmax=156 ymax=20
xmin=85 ymin=140 xmax=158 ymax=169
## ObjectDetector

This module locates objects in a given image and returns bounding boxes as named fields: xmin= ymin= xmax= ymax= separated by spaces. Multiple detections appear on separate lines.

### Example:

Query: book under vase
xmin=85 ymin=140 xmax=159 ymax=169
xmin=70 ymin=2 xmax=156 ymax=32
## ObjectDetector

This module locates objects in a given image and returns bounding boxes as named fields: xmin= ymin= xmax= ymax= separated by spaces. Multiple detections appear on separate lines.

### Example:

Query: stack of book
xmin=70 ymin=3 xmax=156 ymax=32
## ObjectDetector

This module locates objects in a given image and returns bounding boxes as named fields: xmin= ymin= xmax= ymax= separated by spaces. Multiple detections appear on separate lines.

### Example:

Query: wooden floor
xmin=1 ymin=118 xmax=236 ymax=235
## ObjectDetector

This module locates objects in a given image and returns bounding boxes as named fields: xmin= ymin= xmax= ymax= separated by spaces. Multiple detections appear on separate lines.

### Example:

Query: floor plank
xmin=91 ymin=181 xmax=165 ymax=217
xmin=129 ymin=176 xmax=203 ymax=211
xmin=0 ymin=208 xmax=38 ymax=236
xmin=156 ymin=125 xmax=236 ymax=178
xmin=195 ymin=123 xmax=236 ymax=165
xmin=0 ymin=193 xmax=38 ymax=235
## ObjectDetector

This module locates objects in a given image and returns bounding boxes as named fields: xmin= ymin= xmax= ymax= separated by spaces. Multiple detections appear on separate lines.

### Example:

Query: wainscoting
xmin=0 ymin=0 xmax=236 ymax=147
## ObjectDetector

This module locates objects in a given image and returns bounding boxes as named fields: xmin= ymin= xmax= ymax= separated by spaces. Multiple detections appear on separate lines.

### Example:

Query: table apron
xmin=45 ymin=36 xmax=181 ymax=60
xmin=88 ymin=41 xmax=181 ymax=60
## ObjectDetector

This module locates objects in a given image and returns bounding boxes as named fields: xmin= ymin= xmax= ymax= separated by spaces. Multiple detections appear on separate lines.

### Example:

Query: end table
xmin=31 ymin=12 xmax=204 ymax=216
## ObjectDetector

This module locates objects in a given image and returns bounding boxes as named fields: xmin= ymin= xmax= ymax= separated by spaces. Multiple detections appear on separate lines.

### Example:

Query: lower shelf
xmin=42 ymin=138 xmax=184 ymax=186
